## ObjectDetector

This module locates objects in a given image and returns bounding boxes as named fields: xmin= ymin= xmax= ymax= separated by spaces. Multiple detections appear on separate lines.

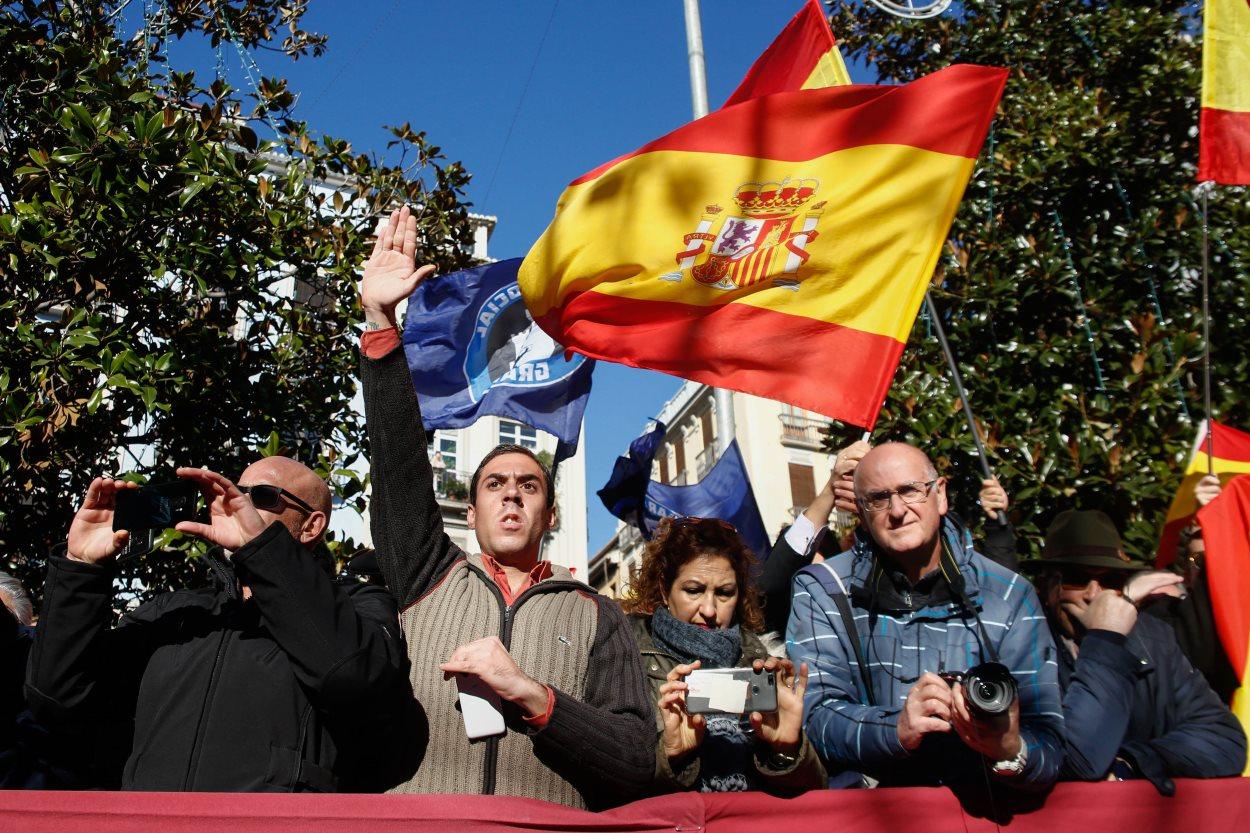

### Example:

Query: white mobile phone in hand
xmin=455 ymin=673 xmax=506 ymax=741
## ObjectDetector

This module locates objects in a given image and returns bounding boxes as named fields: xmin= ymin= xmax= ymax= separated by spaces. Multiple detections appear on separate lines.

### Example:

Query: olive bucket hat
xmin=1034 ymin=509 xmax=1147 ymax=571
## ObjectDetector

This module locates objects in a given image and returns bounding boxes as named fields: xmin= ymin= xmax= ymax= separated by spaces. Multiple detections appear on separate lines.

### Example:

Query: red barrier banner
xmin=0 ymin=779 xmax=1247 ymax=833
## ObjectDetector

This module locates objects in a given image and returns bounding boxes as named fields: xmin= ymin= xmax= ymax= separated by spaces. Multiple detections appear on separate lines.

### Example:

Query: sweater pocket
xmin=264 ymin=744 xmax=338 ymax=793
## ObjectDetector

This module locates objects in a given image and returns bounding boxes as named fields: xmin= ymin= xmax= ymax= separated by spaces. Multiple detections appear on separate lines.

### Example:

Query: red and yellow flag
xmin=518 ymin=65 xmax=1006 ymax=428
xmin=722 ymin=0 xmax=851 ymax=108
xmin=1157 ymin=420 xmax=1250 ymax=566
xmin=1199 ymin=0 xmax=1250 ymax=184
xmin=1197 ymin=474 xmax=1250 ymax=772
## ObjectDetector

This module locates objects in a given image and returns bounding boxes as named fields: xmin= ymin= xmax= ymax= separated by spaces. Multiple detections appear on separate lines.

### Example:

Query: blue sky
xmin=143 ymin=0 xmax=872 ymax=553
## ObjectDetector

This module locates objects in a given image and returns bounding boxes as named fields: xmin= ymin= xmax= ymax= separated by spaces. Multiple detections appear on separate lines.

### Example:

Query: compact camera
xmin=939 ymin=662 xmax=1017 ymax=718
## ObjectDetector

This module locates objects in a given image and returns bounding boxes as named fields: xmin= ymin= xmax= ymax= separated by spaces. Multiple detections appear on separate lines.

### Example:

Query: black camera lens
xmin=962 ymin=662 xmax=1016 ymax=717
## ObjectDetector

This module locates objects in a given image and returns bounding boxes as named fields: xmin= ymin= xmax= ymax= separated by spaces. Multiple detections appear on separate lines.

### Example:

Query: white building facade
xmin=588 ymin=384 xmax=835 ymax=598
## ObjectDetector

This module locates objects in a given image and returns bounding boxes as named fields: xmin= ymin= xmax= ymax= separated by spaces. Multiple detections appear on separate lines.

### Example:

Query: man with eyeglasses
xmin=1026 ymin=509 xmax=1245 ymax=792
xmin=353 ymin=207 xmax=653 ymax=809
xmin=787 ymin=442 xmax=1064 ymax=792
xmin=25 ymin=459 xmax=413 ymax=792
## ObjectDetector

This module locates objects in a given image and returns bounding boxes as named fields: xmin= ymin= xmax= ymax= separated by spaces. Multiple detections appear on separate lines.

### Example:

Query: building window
xmin=431 ymin=432 xmax=459 ymax=472
xmin=499 ymin=419 xmax=539 ymax=450
xmin=788 ymin=462 xmax=816 ymax=513
xmin=700 ymin=410 xmax=714 ymax=450
xmin=674 ymin=436 xmax=687 ymax=480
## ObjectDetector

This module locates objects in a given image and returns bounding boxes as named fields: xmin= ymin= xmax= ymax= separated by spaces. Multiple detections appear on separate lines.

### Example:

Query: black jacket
xmin=1057 ymin=615 xmax=1246 ymax=790
xmin=25 ymin=523 xmax=414 ymax=792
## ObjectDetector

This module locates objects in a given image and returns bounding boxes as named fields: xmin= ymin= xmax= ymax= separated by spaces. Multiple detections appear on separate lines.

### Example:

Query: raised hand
xmin=749 ymin=657 xmax=808 ymax=756
xmin=1124 ymin=570 xmax=1186 ymax=606
xmin=979 ymin=477 xmax=1009 ymax=520
xmin=173 ymin=467 xmax=267 ymax=552
xmin=360 ymin=206 xmax=436 ymax=328
xmin=658 ymin=660 xmax=706 ymax=762
xmin=66 ymin=478 xmax=140 ymax=564
xmin=1195 ymin=474 xmax=1222 ymax=508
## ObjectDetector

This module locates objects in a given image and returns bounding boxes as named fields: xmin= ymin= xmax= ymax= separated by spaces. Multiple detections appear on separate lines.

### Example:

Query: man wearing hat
xmin=1031 ymin=509 xmax=1246 ymax=792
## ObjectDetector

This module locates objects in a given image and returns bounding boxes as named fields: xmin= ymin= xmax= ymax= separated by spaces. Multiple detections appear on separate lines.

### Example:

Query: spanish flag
xmin=1197 ymin=474 xmax=1250 ymax=773
xmin=722 ymin=0 xmax=851 ymax=108
xmin=1156 ymin=420 xmax=1250 ymax=566
xmin=518 ymin=65 xmax=1006 ymax=428
xmin=1199 ymin=0 xmax=1250 ymax=184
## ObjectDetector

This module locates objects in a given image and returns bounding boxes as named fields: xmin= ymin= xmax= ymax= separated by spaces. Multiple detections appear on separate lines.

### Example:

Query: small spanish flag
xmin=722 ymin=0 xmax=851 ymax=108
xmin=1199 ymin=0 xmax=1250 ymax=184
xmin=1197 ymin=474 xmax=1250 ymax=773
xmin=1156 ymin=420 xmax=1250 ymax=566
xmin=518 ymin=65 xmax=1006 ymax=428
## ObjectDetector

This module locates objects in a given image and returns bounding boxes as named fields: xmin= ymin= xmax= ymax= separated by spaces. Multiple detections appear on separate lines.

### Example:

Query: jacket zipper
xmin=182 ymin=625 xmax=231 ymax=790
xmin=470 ymin=564 xmax=585 ymax=796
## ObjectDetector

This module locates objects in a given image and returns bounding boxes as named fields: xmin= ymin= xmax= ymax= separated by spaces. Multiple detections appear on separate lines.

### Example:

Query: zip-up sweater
xmin=362 ymin=344 xmax=653 ymax=810
xmin=25 ymin=523 xmax=409 ymax=791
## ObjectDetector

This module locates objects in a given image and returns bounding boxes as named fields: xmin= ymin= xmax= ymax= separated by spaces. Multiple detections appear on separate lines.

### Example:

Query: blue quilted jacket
xmin=786 ymin=517 xmax=1064 ymax=789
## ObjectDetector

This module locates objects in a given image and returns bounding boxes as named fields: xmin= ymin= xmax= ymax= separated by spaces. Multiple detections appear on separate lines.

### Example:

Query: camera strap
xmin=814 ymin=562 xmax=876 ymax=706
xmin=938 ymin=539 xmax=1001 ymax=664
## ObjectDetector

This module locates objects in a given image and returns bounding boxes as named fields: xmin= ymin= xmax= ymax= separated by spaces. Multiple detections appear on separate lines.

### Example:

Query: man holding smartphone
xmin=357 ymin=207 xmax=653 ymax=810
xmin=25 ymin=459 xmax=413 ymax=792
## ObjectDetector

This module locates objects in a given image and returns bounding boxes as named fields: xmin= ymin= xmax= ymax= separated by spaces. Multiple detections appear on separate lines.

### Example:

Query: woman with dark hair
xmin=621 ymin=517 xmax=825 ymax=794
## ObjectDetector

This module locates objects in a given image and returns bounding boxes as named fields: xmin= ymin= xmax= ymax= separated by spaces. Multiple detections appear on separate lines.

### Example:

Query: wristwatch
xmin=990 ymin=739 xmax=1028 ymax=776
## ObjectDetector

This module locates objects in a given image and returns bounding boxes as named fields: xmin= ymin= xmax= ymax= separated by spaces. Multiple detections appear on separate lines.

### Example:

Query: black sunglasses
xmin=239 ymin=484 xmax=315 ymax=515
xmin=1058 ymin=566 xmax=1130 ymax=591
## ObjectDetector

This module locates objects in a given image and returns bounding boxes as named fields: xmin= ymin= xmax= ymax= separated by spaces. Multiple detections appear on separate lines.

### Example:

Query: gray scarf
xmin=650 ymin=606 xmax=741 ymax=669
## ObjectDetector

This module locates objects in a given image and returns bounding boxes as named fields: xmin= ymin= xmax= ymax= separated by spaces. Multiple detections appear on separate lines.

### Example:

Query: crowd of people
xmin=0 ymin=206 xmax=1245 ymax=809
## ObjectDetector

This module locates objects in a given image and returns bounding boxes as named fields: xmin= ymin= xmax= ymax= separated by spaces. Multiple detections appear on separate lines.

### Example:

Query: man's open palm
xmin=361 ymin=206 xmax=435 ymax=321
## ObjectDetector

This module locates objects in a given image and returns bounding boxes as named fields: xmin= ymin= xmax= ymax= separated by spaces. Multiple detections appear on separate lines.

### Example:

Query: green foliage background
xmin=823 ymin=1 xmax=1250 ymax=562
xmin=0 ymin=1 xmax=474 ymax=607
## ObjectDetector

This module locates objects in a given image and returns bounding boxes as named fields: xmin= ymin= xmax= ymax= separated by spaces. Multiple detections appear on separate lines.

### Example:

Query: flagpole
xmin=1202 ymin=185 xmax=1214 ymax=475
xmin=925 ymin=292 xmax=1007 ymax=526
xmin=683 ymin=0 xmax=736 ymax=454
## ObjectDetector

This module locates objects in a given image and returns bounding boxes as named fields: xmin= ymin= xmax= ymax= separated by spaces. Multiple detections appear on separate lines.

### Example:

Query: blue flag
xmin=403 ymin=258 xmax=593 ymax=461
xmin=597 ymin=420 xmax=667 ymax=535
xmin=643 ymin=440 xmax=770 ymax=559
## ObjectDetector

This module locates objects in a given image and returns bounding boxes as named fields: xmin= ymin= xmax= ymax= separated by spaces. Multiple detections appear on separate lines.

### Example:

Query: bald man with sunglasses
xmin=25 ymin=460 xmax=413 ymax=792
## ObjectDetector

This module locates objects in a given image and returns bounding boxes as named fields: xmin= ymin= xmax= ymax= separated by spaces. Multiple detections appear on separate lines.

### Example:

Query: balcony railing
xmin=694 ymin=444 xmax=718 ymax=479
xmin=779 ymin=413 xmax=832 ymax=448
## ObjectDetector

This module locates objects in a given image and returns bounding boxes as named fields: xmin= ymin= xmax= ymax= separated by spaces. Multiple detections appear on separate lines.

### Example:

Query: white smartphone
xmin=454 ymin=673 xmax=506 ymax=741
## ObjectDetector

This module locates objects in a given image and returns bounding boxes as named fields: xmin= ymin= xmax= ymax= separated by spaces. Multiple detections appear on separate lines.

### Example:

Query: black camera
xmin=939 ymin=662 xmax=1017 ymax=718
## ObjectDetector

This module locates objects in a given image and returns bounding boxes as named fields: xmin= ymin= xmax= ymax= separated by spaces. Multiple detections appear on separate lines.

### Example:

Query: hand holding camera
xmin=897 ymin=671 xmax=956 ymax=751
xmin=66 ymin=477 xmax=141 ymax=564
xmin=658 ymin=660 xmax=707 ymax=763
xmin=946 ymin=663 xmax=1022 ymax=762
xmin=747 ymin=657 xmax=808 ymax=757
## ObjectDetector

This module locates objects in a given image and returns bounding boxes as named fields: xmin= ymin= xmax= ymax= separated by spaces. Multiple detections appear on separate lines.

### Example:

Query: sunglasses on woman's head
xmin=239 ymin=484 xmax=315 ymax=515
xmin=670 ymin=516 xmax=737 ymax=533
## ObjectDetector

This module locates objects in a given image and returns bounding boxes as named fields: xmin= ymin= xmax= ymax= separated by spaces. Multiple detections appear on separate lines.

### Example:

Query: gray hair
xmin=0 ymin=571 xmax=33 ymax=626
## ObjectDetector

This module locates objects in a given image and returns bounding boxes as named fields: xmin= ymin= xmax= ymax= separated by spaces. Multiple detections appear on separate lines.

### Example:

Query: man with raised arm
xmin=26 ymin=460 xmax=409 ymax=791
xmin=357 ymin=207 xmax=653 ymax=809
xmin=787 ymin=442 xmax=1063 ymax=791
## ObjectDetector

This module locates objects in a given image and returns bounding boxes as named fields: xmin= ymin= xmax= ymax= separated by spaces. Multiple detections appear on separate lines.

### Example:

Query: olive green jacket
xmin=630 ymin=614 xmax=827 ymax=795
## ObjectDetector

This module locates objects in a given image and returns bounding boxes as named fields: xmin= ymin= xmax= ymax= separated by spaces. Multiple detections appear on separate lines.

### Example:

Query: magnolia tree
xmin=0 ymin=0 xmax=475 ymax=607
xmin=824 ymin=0 xmax=1250 ymax=558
